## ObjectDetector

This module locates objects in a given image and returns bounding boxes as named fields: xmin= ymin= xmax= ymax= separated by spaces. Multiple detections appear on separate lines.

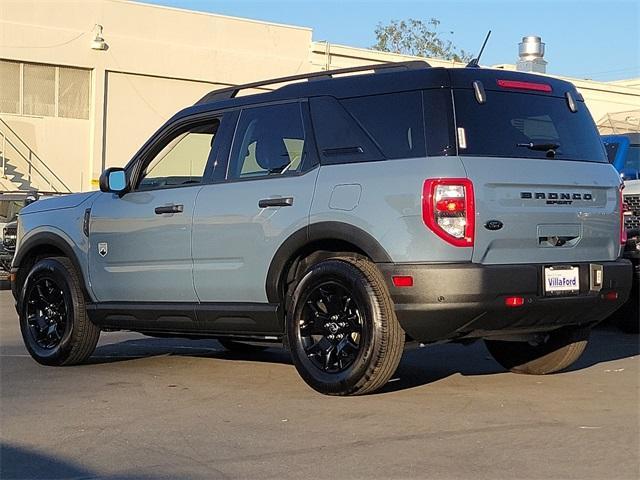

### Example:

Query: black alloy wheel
xmin=287 ymin=257 xmax=405 ymax=396
xmin=299 ymin=280 xmax=365 ymax=373
xmin=19 ymin=257 xmax=100 ymax=366
xmin=25 ymin=277 xmax=69 ymax=350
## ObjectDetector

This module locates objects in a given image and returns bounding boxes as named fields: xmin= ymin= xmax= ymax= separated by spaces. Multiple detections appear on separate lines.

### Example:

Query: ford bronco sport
xmin=11 ymin=61 xmax=632 ymax=395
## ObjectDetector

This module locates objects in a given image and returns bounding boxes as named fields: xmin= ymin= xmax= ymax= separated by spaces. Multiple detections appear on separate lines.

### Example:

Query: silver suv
xmin=10 ymin=62 xmax=632 ymax=395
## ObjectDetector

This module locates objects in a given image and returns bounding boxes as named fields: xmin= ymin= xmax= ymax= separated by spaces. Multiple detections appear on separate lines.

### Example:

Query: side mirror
xmin=99 ymin=167 xmax=128 ymax=193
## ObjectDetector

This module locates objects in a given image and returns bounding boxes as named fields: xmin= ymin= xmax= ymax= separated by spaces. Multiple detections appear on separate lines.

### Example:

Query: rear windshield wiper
xmin=517 ymin=142 xmax=560 ymax=157
xmin=517 ymin=142 xmax=560 ymax=152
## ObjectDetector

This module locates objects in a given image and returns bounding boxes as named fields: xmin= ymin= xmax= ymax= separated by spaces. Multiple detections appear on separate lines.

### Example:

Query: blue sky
xmin=141 ymin=0 xmax=639 ymax=81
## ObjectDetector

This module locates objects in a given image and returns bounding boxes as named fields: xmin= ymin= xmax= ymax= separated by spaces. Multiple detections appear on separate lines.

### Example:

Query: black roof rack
xmin=195 ymin=60 xmax=430 ymax=105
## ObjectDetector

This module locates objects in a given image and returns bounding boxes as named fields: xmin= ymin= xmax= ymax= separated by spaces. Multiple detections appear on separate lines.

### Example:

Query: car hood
xmin=19 ymin=191 xmax=99 ymax=215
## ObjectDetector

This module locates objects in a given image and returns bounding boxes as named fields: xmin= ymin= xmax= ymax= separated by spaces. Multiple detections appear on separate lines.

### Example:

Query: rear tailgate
xmin=451 ymin=70 xmax=622 ymax=265
xmin=460 ymin=157 xmax=621 ymax=264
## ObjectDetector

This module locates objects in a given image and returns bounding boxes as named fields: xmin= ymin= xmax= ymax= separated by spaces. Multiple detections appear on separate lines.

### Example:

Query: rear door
xmin=192 ymin=101 xmax=319 ymax=308
xmin=452 ymin=83 xmax=622 ymax=265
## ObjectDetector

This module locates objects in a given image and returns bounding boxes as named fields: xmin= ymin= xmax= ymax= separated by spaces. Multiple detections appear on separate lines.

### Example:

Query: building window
xmin=0 ymin=60 xmax=20 ymax=114
xmin=58 ymin=66 xmax=90 ymax=119
xmin=23 ymin=63 xmax=56 ymax=116
xmin=0 ymin=59 xmax=90 ymax=120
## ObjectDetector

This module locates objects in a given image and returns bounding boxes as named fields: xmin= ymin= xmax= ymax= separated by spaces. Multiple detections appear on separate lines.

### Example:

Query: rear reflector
xmin=497 ymin=79 xmax=552 ymax=92
xmin=505 ymin=296 xmax=525 ymax=307
xmin=392 ymin=275 xmax=414 ymax=287
xmin=603 ymin=291 xmax=618 ymax=301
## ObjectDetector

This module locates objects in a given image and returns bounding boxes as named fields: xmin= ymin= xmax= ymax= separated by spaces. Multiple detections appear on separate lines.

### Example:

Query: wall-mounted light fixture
xmin=91 ymin=24 xmax=108 ymax=51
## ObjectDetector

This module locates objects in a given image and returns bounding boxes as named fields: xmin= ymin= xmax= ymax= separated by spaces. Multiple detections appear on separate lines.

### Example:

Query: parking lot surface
xmin=0 ymin=290 xmax=638 ymax=479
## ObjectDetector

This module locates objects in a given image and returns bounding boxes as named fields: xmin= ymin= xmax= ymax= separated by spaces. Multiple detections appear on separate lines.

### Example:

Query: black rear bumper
xmin=378 ymin=260 xmax=632 ymax=343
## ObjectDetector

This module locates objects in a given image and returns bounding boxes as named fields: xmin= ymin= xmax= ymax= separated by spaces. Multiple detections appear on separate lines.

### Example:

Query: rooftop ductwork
xmin=516 ymin=36 xmax=547 ymax=74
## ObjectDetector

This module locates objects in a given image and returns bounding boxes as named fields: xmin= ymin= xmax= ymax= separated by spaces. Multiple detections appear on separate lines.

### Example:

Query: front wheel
xmin=484 ymin=326 xmax=590 ymax=375
xmin=19 ymin=257 xmax=100 ymax=366
xmin=286 ymin=257 xmax=405 ymax=396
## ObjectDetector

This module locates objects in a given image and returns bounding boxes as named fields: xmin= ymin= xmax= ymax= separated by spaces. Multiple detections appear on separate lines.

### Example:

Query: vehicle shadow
xmin=0 ymin=443 xmax=92 ymax=480
xmin=89 ymin=337 xmax=293 ymax=366
xmin=86 ymin=326 xmax=639 ymax=394
xmin=0 ymin=442 xmax=219 ymax=480
xmin=380 ymin=324 xmax=640 ymax=394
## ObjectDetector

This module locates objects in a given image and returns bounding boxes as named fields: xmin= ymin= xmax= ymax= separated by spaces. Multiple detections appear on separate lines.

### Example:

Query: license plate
xmin=544 ymin=265 xmax=580 ymax=295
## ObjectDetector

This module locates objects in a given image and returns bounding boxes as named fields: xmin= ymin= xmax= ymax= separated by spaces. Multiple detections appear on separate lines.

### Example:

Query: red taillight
xmin=497 ymin=79 xmax=552 ymax=92
xmin=603 ymin=291 xmax=618 ymax=301
xmin=620 ymin=186 xmax=627 ymax=246
xmin=422 ymin=178 xmax=475 ymax=247
xmin=392 ymin=275 xmax=414 ymax=287
xmin=505 ymin=296 xmax=525 ymax=307
xmin=436 ymin=198 xmax=466 ymax=213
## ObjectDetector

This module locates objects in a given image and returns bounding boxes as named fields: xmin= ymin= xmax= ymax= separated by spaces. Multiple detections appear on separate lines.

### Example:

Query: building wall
xmin=1 ymin=0 xmax=639 ymax=192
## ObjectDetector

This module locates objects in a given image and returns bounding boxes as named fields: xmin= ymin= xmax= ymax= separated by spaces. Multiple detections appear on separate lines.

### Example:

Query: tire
xmin=19 ymin=257 xmax=100 ymax=366
xmin=286 ymin=257 xmax=404 ymax=396
xmin=484 ymin=326 xmax=590 ymax=375
xmin=218 ymin=339 xmax=268 ymax=352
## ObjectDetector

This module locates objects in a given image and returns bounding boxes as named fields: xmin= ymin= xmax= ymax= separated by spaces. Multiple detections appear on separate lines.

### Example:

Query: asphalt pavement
xmin=1 ymin=290 xmax=639 ymax=479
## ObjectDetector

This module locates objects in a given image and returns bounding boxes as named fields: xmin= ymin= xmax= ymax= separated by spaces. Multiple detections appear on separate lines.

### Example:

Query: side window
xmin=227 ymin=103 xmax=306 ymax=180
xmin=137 ymin=120 xmax=220 ymax=190
xmin=310 ymin=96 xmax=383 ymax=165
xmin=341 ymin=91 xmax=426 ymax=160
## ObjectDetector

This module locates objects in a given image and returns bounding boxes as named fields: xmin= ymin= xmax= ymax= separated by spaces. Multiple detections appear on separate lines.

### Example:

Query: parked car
xmin=10 ymin=62 xmax=632 ymax=395
xmin=602 ymin=133 xmax=640 ymax=180
xmin=601 ymin=134 xmax=640 ymax=331
xmin=614 ymin=179 xmax=640 ymax=332
xmin=0 ymin=191 xmax=40 ymax=272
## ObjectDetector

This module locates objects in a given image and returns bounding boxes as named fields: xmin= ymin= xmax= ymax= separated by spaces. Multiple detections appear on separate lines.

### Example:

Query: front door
xmin=89 ymin=117 xmax=223 ymax=302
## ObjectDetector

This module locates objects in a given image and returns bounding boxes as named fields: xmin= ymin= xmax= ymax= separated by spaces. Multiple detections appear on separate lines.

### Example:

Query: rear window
xmin=453 ymin=90 xmax=607 ymax=163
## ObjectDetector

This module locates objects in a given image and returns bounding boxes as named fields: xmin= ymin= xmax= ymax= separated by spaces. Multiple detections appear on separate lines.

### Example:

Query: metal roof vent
xmin=516 ymin=36 xmax=547 ymax=73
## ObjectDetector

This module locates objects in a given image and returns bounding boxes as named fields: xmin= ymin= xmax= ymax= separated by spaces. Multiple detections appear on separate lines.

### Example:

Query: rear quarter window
xmin=340 ymin=91 xmax=426 ymax=159
xmin=454 ymin=89 xmax=607 ymax=163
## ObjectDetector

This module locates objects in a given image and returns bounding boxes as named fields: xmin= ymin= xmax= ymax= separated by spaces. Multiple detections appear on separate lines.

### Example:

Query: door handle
xmin=258 ymin=197 xmax=294 ymax=208
xmin=155 ymin=204 xmax=184 ymax=214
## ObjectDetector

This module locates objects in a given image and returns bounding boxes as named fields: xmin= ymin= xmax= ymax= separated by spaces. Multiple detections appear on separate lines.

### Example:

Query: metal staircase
xmin=0 ymin=117 xmax=72 ymax=193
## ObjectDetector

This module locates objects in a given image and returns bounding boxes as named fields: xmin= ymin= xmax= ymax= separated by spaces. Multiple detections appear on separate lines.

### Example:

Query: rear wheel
xmin=484 ymin=326 xmax=590 ymax=375
xmin=286 ymin=257 xmax=404 ymax=396
xmin=19 ymin=257 xmax=100 ymax=366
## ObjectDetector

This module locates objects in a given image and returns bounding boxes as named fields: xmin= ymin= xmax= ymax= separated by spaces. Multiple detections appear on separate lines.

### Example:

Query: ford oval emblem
xmin=485 ymin=220 xmax=503 ymax=231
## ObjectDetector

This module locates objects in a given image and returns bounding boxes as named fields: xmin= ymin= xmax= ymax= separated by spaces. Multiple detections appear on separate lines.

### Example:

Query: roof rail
xmin=195 ymin=60 xmax=430 ymax=105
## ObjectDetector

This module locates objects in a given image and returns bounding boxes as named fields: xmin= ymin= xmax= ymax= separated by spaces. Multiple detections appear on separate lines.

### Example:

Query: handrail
xmin=0 ymin=117 xmax=71 ymax=192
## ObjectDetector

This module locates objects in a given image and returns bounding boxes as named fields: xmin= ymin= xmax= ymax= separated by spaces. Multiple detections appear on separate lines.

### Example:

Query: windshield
xmin=453 ymin=90 xmax=607 ymax=163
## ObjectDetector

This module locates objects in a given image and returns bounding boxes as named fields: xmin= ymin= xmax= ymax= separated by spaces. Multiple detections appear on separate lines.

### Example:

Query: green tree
xmin=373 ymin=18 xmax=472 ymax=62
